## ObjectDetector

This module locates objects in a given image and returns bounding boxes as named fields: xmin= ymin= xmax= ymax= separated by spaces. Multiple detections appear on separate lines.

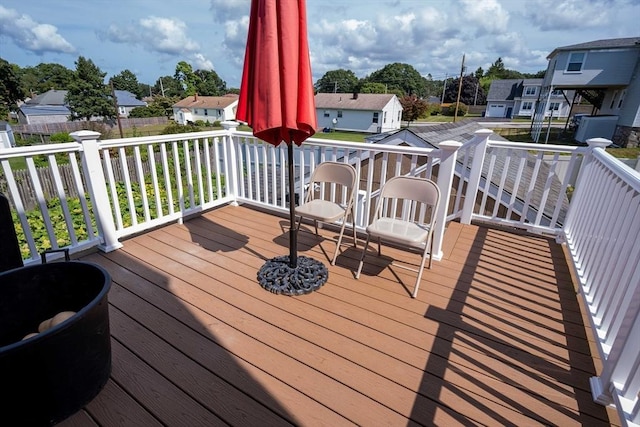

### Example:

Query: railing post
xmin=71 ymin=130 xmax=122 ymax=252
xmin=434 ymin=140 xmax=462 ymax=260
xmin=222 ymin=121 xmax=240 ymax=206
xmin=460 ymin=129 xmax=493 ymax=224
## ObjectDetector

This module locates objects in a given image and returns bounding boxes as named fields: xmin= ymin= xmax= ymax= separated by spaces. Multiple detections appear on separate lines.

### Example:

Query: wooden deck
xmin=60 ymin=204 xmax=620 ymax=426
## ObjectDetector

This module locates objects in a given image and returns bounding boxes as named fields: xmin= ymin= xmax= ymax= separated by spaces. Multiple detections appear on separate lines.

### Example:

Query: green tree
xmin=0 ymin=58 xmax=23 ymax=118
xmin=366 ymin=63 xmax=427 ymax=97
xmin=399 ymin=95 xmax=428 ymax=125
xmin=148 ymin=95 xmax=178 ymax=118
xmin=444 ymin=75 xmax=485 ymax=106
xmin=174 ymin=61 xmax=198 ymax=96
xmin=66 ymin=56 xmax=114 ymax=121
xmin=154 ymin=76 xmax=184 ymax=98
xmin=110 ymin=69 xmax=143 ymax=98
xmin=422 ymin=73 xmax=440 ymax=98
xmin=19 ymin=63 xmax=74 ymax=96
xmin=194 ymin=69 xmax=227 ymax=96
xmin=315 ymin=69 xmax=359 ymax=93
xmin=359 ymin=82 xmax=388 ymax=94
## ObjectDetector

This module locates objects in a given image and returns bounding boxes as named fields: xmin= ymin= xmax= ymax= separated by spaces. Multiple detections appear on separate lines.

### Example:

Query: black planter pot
xmin=0 ymin=261 xmax=112 ymax=425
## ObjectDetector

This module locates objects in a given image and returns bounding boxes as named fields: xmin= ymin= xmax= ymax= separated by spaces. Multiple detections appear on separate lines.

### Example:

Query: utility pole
xmin=333 ymin=81 xmax=338 ymax=93
xmin=454 ymin=54 xmax=465 ymax=123
xmin=110 ymin=81 xmax=124 ymax=138
xmin=474 ymin=82 xmax=479 ymax=106
xmin=441 ymin=73 xmax=447 ymax=103
xmin=159 ymin=77 xmax=165 ymax=97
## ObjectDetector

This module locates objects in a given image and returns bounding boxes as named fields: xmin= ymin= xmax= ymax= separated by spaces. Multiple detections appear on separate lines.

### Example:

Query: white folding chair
xmin=356 ymin=176 xmax=440 ymax=298
xmin=295 ymin=162 xmax=357 ymax=265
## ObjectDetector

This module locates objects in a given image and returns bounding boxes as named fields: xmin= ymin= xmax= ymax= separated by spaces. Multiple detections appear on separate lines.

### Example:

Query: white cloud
xmin=0 ymin=5 xmax=75 ymax=54
xmin=209 ymin=0 xmax=247 ymax=23
xmin=104 ymin=16 xmax=215 ymax=72
xmin=457 ymin=0 xmax=510 ymax=35
xmin=524 ymin=0 xmax=612 ymax=30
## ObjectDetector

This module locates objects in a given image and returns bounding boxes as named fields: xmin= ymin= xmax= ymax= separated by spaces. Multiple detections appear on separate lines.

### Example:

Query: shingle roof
xmin=486 ymin=79 xmax=543 ymax=101
xmin=547 ymin=37 xmax=640 ymax=58
xmin=173 ymin=94 xmax=239 ymax=109
xmin=114 ymin=90 xmax=146 ymax=107
xmin=19 ymin=105 xmax=70 ymax=116
xmin=26 ymin=90 xmax=67 ymax=106
xmin=315 ymin=93 xmax=397 ymax=111
xmin=25 ymin=89 xmax=146 ymax=107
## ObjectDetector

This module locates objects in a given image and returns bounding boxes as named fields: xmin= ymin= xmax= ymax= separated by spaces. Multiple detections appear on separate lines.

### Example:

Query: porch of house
xmin=58 ymin=204 xmax=619 ymax=426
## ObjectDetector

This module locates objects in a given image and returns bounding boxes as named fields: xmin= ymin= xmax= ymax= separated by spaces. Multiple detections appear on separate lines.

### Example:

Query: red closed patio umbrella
xmin=237 ymin=0 xmax=327 ymax=294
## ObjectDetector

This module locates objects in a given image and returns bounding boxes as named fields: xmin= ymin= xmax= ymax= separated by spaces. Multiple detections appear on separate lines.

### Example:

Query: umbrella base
xmin=257 ymin=255 xmax=328 ymax=295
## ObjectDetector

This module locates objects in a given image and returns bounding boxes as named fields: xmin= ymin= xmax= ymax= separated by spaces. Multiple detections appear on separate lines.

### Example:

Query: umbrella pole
xmin=288 ymin=142 xmax=297 ymax=268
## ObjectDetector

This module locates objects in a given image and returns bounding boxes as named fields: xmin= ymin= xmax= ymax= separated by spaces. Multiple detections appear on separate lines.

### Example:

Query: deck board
xmin=53 ymin=204 xmax=619 ymax=426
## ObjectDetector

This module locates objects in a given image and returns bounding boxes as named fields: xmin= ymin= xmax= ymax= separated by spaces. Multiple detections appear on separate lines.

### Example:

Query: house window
xmin=337 ymin=111 xmax=343 ymax=118
xmin=372 ymin=112 xmax=379 ymax=123
xmin=118 ymin=106 xmax=126 ymax=115
xmin=610 ymin=90 xmax=618 ymax=109
xmin=566 ymin=52 xmax=586 ymax=72
xmin=524 ymin=87 xmax=536 ymax=96
xmin=551 ymin=89 xmax=563 ymax=96
xmin=324 ymin=110 xmax=330 ymax=117
xmin=204 ymin=109 xmax=208 ymax=116
xmin=618 ymin=90 xmax=626 ymax=109
xmin=383 ymin=112 xmax=387 ymax=123
xmin=522 ymin=102 xmax=533 ymax=111
xmin=549 ymin=102 xmax=560 ymax=111
xmin=397 ymin=111 xmax=401 ymax=121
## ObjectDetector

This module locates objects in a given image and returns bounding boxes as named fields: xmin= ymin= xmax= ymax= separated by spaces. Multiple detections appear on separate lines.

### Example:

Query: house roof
xmin=367 ymin=121 xmax=509 ymax=147
xmin=114 ymin=90 xmax=146 ymax=107
xmin=26 ymin=89 xmax=67 ymax=106
xmin=24 ymin=89 xmax=146 ymax=107
xmin=486 ymin=79 xmax=543 ymax=101
xmin=173 ymin=94 xmax=239 ymax=109
xmin=315 ymin=93 xmax=398 ymax=111
xmin=19 ymin=105 xmax=70 ymax=116
xmin=547 ymin=37 xmax=640 ymax=58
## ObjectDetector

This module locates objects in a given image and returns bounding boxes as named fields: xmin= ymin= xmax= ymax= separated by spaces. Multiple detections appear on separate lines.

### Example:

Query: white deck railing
xmin=1 ymin=124 xmax=638 ymax=426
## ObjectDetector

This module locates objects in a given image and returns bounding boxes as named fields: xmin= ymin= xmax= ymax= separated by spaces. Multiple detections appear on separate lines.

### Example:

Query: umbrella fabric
xmin=237 ymin=0 xmax=317 ymax=146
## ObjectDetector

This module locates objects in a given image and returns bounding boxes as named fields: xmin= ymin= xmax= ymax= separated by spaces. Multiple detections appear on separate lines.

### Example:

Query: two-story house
xmin=172 ymin=94 xmax=239 ymax=125
xmin=485 ymin=79 xmax=573 ymax=119
xmin=314 ymin=93 xmax=403 ymax=134
xmin=533 ymin=37 xmax=640 ymax=147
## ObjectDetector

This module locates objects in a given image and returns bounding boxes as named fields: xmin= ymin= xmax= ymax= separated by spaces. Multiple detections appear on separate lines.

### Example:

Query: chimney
xmin=194 ymin=93 xmax=198 ymax=101
xmin=352 ymin=92 xmax=358 ymax=100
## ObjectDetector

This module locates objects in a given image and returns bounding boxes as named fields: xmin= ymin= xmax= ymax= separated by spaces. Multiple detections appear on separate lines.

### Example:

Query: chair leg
xmin=331 ymin=220 xmax=348 ymax=265
xmin=412 ymin=248 xmax=431 ymax=298
xmin=356 ymin=235 xmax=372 ymax=279
xmin=350 ymin=209 xmax=357 ymax=247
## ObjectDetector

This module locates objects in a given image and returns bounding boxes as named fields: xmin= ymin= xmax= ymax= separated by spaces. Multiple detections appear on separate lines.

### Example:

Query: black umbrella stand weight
xmin=256 ymin=142 xmax=328 ymax=295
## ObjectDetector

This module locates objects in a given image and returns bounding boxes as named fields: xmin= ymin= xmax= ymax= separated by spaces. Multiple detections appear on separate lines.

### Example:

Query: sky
xmin=1 ymin=0 xmax=639 ymax=89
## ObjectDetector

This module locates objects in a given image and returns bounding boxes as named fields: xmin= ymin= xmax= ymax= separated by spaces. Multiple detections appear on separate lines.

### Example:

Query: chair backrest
xmin=305 ymin=162 xmax=357 ymax=202
xmin=0 ymin=193 xmax=24 ymax=272
xmin=375 ymin=176 xmax=440 ymax=225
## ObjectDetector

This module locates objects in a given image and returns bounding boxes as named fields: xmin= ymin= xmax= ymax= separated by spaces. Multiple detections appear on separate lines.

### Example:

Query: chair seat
xmin=295 ymin=199 xmax=345 ymax=222
xmin=367 ymin=218 xmax=429 ymax=247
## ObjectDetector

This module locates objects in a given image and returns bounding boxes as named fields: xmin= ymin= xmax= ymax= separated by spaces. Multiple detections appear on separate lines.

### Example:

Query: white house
xmin=485 ymin=79 xmax=574 ymax=119
xmin=534 ymin=37 xmax=640 ymax=147
xmin=173 ymin=94 xmax=239 ymax=125
xmin=314 ymin=93 xmax=403 ymax=133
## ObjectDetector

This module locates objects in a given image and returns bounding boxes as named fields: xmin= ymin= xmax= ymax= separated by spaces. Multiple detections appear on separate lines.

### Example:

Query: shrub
xmin=444 ymin=102 xmax=468 ymax=117
xmin=161 ymin=122 xmax=200 ymax=134
xmin=49 ymin=132 xmax=74 ymax=143
xmin=194 ymin=120 xmax=207 ymax=127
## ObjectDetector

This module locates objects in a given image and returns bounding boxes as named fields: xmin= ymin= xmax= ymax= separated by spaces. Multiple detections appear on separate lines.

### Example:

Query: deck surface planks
xmin=54 ymin=204 xmax=619 ymax=426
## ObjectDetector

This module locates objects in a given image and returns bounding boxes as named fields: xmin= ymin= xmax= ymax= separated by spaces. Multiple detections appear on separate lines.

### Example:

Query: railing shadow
xmin=415 ymin=226 xmax=613 ymax=425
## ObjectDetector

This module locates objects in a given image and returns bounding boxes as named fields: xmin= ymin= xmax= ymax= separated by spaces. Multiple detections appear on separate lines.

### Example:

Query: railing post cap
xmin=439 ymin=140 xmax=463 ymax=151
xmin=222 ymin=121 xmax=240 ymax=130
xmin=70 ymin=130 xmax=101 ymax=142
xmin=586 ymin=137 xmax=611 ymax=148
xmin=474 ymin=128 xmax=494 ymax=136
